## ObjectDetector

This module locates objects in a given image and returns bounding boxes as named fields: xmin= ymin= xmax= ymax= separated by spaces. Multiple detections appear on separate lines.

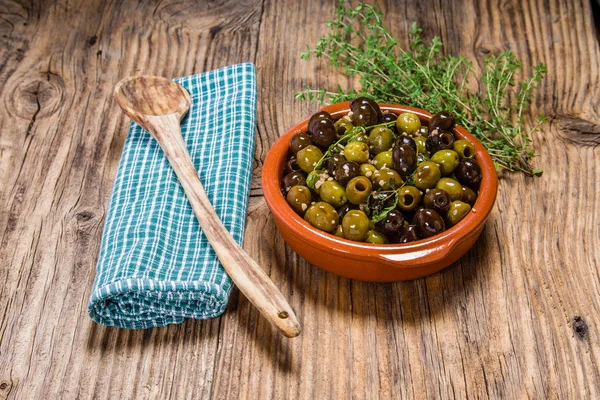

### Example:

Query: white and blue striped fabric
xmin=88 ymin=63 xmax=257 ymax=329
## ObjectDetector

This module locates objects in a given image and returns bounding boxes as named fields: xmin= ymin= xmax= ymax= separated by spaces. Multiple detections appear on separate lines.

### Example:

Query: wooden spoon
xmin=114 ymin=76 xmax=301 ymax=338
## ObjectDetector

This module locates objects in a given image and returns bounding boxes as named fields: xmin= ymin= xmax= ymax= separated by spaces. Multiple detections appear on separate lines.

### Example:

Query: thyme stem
xmin=297 ymin=1 xmax=547 ymax=176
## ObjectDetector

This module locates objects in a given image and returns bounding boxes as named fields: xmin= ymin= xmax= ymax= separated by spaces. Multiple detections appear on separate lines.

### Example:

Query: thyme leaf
xmin=297 ymin=1 xmax=547 ymax=176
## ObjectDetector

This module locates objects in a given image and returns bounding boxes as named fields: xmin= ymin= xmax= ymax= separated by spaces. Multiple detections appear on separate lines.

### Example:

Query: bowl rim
xmin=262 ymin=102 xmax=498 ymax=268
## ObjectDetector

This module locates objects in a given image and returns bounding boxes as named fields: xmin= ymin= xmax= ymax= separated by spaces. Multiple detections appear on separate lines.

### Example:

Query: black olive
xmin=428 ymin=111 xmax=456 ymax=132
xmin=284 ymin=156 xmax=301 ymax=175
xmin=392 ymin=144 xmax=417 ymax=177
xmin=425 ymin=131 xmax=455 ymax=154
xmin=351 ymin=105 xmax=378 ymax=127
xmin=395 ymin=224 xmax=420 ymax=243
xmin=461 ymin=186 xmax=478 ymax=206
xmin=282 ymin=170 xmax=307 ymax=193
xmin=326 ymin=153 xmax=347 ymax=176
xmin=423 ymin=188 xmax=452 ymax=214
xmin=337 ymin=203 xmax=358 ymax=220
xmin=379 ymin=111 xmax=397 ymax=124
xmin=310 ymin=119 xmax=337 ymax=148
xmin=289 ymin=132 xmax=312 ymax=155
xmin=350 ymin=97 xmax=381 ymax=126
xmin=374 ymin=209 xmax=405 ymax=235
xmin=395 ymin=135 xmax=417 ymax=152
xmin=412 ymin=208 xmax=445 ymax=238
xmin=333 ymin=161 xmax=360 ymax=186
xmin=350 ymin=97 xmax=382 ymax=117
xmin=308 ymin=111 xmax=334 ymax=133
xmin=455 ymin=159 xmax=482 ymax=188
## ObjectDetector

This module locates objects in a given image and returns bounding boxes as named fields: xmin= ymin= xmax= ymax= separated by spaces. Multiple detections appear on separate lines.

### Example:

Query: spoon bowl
xmin=115 ymin=76 xmax=191 ymax=122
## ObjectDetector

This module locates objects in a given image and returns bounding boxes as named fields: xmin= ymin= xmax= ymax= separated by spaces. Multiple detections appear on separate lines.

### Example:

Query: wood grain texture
xmin=0 ymin=0 xmax=598 ymax=398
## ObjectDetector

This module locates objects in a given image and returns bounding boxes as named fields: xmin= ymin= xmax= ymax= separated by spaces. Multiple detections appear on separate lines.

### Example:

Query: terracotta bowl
xmin=262 ymin=102 xmax=498 ymax=282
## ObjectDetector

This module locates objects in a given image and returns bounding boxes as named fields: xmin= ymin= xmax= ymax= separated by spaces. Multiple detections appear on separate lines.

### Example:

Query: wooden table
xmin=1 ymin=0 xmax=599 ymax=398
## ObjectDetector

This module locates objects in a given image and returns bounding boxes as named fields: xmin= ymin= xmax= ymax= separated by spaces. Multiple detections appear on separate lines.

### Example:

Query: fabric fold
xmin=89 ymin=63 xmax=257 ymax=329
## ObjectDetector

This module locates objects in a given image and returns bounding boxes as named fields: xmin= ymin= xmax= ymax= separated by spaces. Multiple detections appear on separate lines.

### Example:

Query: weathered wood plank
xmin=0 ymin=0 xmax=263 ymax=399
xmin=0 ymin=0 xmax=598 ymax=399
xmin=224 ymin=0 xmax=600 ymax=398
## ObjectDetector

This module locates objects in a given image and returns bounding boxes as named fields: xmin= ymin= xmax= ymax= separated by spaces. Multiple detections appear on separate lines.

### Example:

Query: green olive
xmin=342 ymin=210 xmax=370 ymax=241
xmin=431 ymin=149 xmax=460 ymax=176
xmin=397 ymin=185 xmax=423 ymax=212
xmin=296 ymin=145 xmax=323 ymax=173
xmin=413 ymin=161 xmax=441 ymax=190
xmin=319 ymin=180 xmax=348 ymax=208
xmin=373 ymin=169 xmax=403 ymax=190
xmin=346 ymin=176 xmax=373 ymax=205
xmin=334 ymin=225 xmax=345 ymax=238
xmin=334 ymin=118 xmax=354 ymax=137
xmin=359 ymin=163 xmax=377 ymax=179
xmin=415 ymin=135 xmax=427 ymax=154
xmin=354 ymin=133 xmax=369 ymax=143
xmin=310 ymin=169 xmax=326 ymax=194
xmin=365 ymin=229 xmax=389 ymax=244
xmin=343 ymin=141 xmax=370 ymax=163
xmin=453 ymin=139 xmax=476 ymax=160
xmin=372 ymin=150 xmax=393 ymax=169
xmin=396 ymin=112 xmax=421 ymax=136
xmin=304 ymin=201 xmax=339 ymax=232
xmin=368 ymin=126 xmax=394 ymax=155
xmin=435 ymin=177 xmax=463 ymax=201
xmin=286 ymin=185 xmax=312 ymax=216
xmin=446 ymin=200 xmax=471 ymax=226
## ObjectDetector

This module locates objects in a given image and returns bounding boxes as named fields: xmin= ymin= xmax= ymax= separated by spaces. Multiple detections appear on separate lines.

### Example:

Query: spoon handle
xmin=144 ymin=114 xmax=301 ymax=338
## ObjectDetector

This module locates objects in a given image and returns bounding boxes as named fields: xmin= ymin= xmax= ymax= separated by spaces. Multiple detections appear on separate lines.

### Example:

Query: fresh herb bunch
xmin=296 ymin=1 xmax=547 ymax=176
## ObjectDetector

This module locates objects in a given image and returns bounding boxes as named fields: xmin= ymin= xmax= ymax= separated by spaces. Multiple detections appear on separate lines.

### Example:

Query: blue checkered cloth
xmin=88 ymin=63 xmax=257 ymax=329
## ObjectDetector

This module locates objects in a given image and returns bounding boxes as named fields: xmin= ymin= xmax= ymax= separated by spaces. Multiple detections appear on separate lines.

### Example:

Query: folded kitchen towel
xmin=88 ymin=63 xmax=257 ymax=329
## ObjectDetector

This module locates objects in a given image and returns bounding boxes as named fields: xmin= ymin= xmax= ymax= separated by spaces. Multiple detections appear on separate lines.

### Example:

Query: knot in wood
xmin=75 ymin=210 xmax=95 ymax=222
xmin=10 ymin=72 xmax=64 ymax=121
xmin=0 ymin=380 xmax=12 ymax=393
xmin=278 ymin=311 xmax=289 ymax=319
xmin=573 ymin=316 xmax=588 ymax=339
xmin=556 ymin=114 xmax=600 ymax=147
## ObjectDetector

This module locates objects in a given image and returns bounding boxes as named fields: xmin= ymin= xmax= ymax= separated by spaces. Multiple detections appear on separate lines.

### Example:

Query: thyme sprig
xmin=296 ymin=1 xmax=546 ymax=176
xmin=365 ymin=169 xmax=417 ymax=223
xmin=365 ymin=189 xmax=399 ymax=223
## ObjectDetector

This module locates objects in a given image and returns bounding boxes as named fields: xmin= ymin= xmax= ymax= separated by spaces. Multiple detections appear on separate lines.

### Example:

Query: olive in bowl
xmin=263 ymin=102 xmax=498 ymax=282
